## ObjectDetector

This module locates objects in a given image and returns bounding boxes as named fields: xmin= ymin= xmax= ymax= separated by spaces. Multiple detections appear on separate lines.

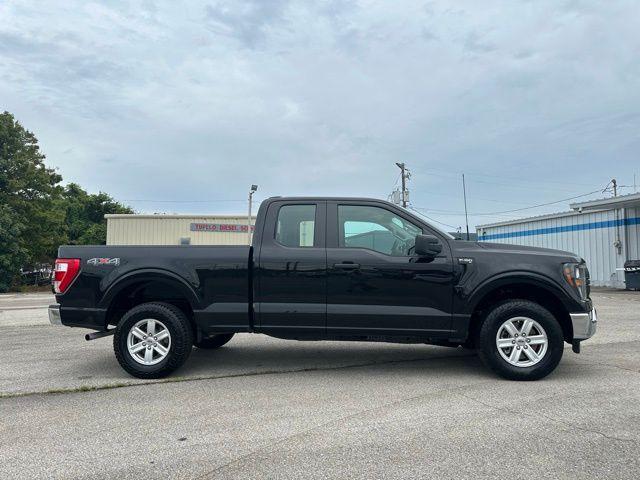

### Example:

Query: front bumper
xmin=48 ymin=305 xmax=62 ymax=326
xmin=570 ymin=307 xmax=597 ymax=340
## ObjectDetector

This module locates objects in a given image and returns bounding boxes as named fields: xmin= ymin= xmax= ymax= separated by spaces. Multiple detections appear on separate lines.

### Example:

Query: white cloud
xmin=1 ymin=0 xmax=639 ymax=228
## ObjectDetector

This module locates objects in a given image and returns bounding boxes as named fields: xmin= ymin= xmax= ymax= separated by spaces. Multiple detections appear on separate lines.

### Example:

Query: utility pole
xmin=395 ymin=162 xmax=410 ymax=208
xmin=610 ymin=179 xmax=622 ymax=254
xmin=248 ymin=184 xmax=258 ymax=245
xmin=462 ymin=173 xmax=470 ymax=241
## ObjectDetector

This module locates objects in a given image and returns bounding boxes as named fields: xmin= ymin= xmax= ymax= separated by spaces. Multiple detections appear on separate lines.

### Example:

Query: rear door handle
xmin=333 ymin=262 xmax=360 ymax=269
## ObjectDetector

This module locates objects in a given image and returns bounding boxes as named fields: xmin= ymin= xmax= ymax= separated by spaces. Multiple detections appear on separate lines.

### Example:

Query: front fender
xmin=462 ymin=271 xmax=578 ymax=315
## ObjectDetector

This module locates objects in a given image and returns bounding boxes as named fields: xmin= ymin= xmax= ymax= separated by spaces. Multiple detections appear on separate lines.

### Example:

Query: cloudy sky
xmin=1 ymin=0 xmax=639 ymax=231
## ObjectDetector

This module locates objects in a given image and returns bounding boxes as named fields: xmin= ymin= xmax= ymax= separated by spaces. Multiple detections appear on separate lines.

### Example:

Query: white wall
xmin=106 ymin=215 xmax=255 ymax=246
xmin=626 ymin=207 xmax=640 ymax=261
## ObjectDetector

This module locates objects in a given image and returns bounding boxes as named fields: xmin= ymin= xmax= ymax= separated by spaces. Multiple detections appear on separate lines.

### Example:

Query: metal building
xmin=476 ymin=193 xmax=640 ymax=288
xmin=105 ymin=214 xmax=256 ymax=246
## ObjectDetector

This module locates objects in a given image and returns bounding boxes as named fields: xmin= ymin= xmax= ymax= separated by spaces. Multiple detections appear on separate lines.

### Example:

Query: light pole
xmin=248 ymin=184 xmax=258 ymax=244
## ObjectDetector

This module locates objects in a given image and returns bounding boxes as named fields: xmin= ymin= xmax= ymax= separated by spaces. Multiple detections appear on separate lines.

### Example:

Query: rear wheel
xmin=194 ymin=333 xmax=235 ymax=349
xmin=114 ymin=302 xmax=193 ymax=379
xmin=478 ymin=300 xmax=564 ymax=381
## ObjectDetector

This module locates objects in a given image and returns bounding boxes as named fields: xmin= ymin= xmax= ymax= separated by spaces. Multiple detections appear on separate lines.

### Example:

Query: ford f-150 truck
xmin=49 ymin=197 xmax=597 ymax=380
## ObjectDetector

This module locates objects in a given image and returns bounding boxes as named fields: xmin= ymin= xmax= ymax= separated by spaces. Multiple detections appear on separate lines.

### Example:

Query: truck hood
xmin=451 ymin=240 xmax=582 ymax=263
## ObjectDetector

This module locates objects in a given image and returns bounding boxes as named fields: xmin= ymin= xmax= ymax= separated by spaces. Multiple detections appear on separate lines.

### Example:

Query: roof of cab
xmin=265 ymin=196 xmax=391 ymax=202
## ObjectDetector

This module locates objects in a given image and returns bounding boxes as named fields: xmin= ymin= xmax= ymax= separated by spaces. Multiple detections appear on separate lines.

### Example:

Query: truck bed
xmin=56 ymin=245 xmax=251 ymax=331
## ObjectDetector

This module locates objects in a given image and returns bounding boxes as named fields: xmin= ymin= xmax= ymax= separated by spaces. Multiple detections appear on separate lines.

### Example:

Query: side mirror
xmin=415 ymin=235 xmax=442 ymax=257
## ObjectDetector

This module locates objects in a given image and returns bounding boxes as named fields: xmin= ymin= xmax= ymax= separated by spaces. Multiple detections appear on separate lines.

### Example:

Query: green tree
xmin=61 ymin=183 xmax=132 ymax=245
xmin=0 ymin=111 xmax=133 ymax=291
xmin=0 ymin=111 xmax=65 ymax=291
xmin=0 ymin=204 xmax=28 ymax=291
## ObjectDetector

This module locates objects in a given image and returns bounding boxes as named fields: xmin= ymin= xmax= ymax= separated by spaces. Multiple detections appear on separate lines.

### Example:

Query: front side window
xmin=339 ymin=205 xmax=422 ymax=256
xmin=275 ymin=205 xmax=316 ymax=247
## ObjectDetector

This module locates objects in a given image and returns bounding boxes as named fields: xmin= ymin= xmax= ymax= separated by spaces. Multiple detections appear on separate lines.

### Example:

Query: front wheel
xmin=478 ymin=300 xmax=564 ymax=381
xmin=114 ymin=302 xmax=194 ymax=379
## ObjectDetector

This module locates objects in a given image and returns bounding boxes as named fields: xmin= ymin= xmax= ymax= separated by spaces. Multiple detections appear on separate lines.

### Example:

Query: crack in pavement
xmin=192 ymin=380 xmax=496 ymax=480
xmin=572 ymin=360 xmax=640 ymax=375
xmin=2 ymin=338 xmax=637 ymax=400
xmin=193 ymin=359 xmax=639 ymax=480
xmin=0 ymin=351 xmax=478 ymax=400
xmin=456 ymin=392 xmax=637 ymax=445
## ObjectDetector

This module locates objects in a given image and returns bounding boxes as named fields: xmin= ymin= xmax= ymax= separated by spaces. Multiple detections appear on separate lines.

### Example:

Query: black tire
xmin=477 ymin=299 xmax=564 ymax=381
xmin=194 ymin=333 xmax=235 ymax=349
xmin=114 ymin=302 xmax=194 ymax=379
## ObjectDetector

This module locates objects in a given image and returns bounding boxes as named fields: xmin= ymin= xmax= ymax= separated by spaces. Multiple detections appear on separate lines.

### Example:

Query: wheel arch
xmin=466 ymin=274 xmax=573 ymax=346
xmin=100 ymin=270 xmax=200 ymax=330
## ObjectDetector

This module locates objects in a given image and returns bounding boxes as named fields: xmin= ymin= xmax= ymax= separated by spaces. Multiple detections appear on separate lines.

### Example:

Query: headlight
xmin=563 ymin=262 xmax=589 ymax=300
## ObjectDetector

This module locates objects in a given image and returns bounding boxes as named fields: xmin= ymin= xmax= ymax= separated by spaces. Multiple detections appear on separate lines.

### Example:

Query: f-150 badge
xmin=87 ymin=257 xmax=120 ymax=266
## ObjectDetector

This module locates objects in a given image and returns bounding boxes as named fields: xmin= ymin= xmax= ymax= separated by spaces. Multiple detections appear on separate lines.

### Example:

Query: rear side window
xmin=275 ymin=205 xmax=316 ymax=247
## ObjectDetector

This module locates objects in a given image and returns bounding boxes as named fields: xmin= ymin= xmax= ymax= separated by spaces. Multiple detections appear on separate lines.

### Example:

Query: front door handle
xmin=334 ymin=262 xmax=360 ymax=269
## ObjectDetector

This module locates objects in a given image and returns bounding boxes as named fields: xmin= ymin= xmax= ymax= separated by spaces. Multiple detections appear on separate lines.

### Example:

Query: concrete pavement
xmin=0 ymin=292 xmax=52 ymax=327
xmin=0 ymin=290 xmax=639 ymax=479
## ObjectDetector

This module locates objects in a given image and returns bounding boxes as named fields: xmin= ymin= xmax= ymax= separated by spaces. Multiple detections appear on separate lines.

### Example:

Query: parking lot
xmin=1 ymin=290 xmax=639 ymax=479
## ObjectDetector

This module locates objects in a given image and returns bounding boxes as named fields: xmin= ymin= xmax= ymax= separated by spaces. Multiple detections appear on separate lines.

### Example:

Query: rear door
xmin=326 ymin=201 xmax=454 ymax=338
xmin=254 ymin=200 xmax=327 ymax=335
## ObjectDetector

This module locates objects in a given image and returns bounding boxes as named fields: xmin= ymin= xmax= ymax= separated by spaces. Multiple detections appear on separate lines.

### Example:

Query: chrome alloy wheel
xmin=127 ymin=319 xmax=171 ymax=365
xmin=496 ymin=316 xmax=548 ymax=367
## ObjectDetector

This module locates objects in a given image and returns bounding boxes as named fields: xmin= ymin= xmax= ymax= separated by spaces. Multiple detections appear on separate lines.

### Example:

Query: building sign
xmin=190 ymin=223 xmax=255 ymax=233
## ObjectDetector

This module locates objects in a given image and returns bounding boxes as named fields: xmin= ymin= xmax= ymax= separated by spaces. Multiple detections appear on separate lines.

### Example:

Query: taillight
xmin=53 ymin=258 xmax=80 ymax=294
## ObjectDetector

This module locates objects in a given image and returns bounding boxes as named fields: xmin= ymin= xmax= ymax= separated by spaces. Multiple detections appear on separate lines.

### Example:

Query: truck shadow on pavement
xmin=1 ymin=335 xmax=506 ymax=397
xmin=3 ymin=335 xmax=606 ymax=398
xmin=66 ymin=338 xmax=490 ymax=387
xmin=167 ymin=340 xmax=490 ymax=381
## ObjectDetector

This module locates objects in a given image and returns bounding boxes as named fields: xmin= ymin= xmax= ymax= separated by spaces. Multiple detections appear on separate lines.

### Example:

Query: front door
xmin=326 ymin=201 xmax=454 ymax=338
xmin=255 ymin=201 xmax=327 ymax=335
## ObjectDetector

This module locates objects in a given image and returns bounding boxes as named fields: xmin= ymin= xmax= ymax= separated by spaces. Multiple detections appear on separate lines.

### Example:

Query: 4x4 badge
xmin=87 ymin=258 xmax=120 ymax=266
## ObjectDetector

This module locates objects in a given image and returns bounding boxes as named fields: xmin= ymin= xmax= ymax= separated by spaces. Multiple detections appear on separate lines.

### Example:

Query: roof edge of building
xmin=477 ymin=191 xmax=640 ymax=230
xmin=475 ymin=210 xmax=579 ymax=230
xmin=570 ymin=192 xmax=640 ymax=211
xmin=105 ymin=214 xmax=254 ymax=219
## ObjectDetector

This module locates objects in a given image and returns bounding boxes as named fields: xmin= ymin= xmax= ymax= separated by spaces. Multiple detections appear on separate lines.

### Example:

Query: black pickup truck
xmin=49 ymin=197 xmax=597 ymax=380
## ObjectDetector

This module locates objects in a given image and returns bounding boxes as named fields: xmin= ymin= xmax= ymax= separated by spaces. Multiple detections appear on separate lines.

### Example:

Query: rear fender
xmin=99 ymin=269 xmax=201 ymax=311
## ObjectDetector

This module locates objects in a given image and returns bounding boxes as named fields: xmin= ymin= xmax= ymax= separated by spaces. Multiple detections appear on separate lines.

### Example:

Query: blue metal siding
xmin=479 ymin=217 xmax=640 ymax=241
xmin=626 ymin=207 xmax=640 ymax=261
xmin=477 ymin=209 xmax=640 ymax=288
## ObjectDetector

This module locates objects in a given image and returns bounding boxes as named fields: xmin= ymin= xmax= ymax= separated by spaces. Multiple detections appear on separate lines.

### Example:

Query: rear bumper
xmin=48 ymin=304 xmax=107 ymax=329
xmin=570 ymin=307 xmax=597 ymax=340
xmin=48 ymin=305 xmax=62 ymax=325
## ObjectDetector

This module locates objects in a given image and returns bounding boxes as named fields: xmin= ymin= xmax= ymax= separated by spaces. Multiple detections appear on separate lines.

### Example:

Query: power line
xmin=472 ymin=190 xmax=602 ymax=215
xmin=413 ymin=167 xmax=600 ymax=188
xmin=392 ymin=171 xmax=402 ymax=188
xmin=413 ymin=169 xmax=600 ymax=195
xmin=409 ymin=207 xmax=459 ymax=230
xmin=413 ymin=189 xmax=602 ymax=217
